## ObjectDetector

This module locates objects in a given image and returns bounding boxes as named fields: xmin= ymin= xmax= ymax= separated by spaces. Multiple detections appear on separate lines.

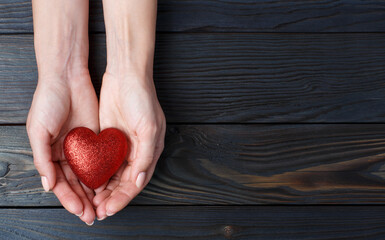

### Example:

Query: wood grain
xmin=2 ymin=125 xmax=385 ymax=206
xmin=2 ymin=34 xmax=385 ymax=124
xmin=1 ymin=206 xmax=385 ymax=239
xmin=1 ymin=0 xmax=385 ymax=33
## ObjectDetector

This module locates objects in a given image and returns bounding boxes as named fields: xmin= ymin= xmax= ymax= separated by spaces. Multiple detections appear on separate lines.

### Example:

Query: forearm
xmin=32 ymin=0 xmax=89 ymax=78
xmin=102 ymin=0 xmax=157 ymax=78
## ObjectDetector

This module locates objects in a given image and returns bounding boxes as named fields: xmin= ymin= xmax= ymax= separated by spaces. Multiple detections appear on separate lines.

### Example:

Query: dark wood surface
xmin=1 ymin=206 xmax=385 ymax=239
xmin=1 ymin=0 xmax=385 ymax=33
xmin=2 ymin=34 xmax=385 ymax=124
xmin=2 ymin=125 xmax=385 ymax=206
xmin=1 ymin=0 xmax=385 ymax=238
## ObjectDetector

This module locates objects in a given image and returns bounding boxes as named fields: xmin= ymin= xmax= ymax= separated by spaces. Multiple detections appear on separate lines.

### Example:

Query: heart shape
xmin=63 ymin=127 xmax=128 ymax=189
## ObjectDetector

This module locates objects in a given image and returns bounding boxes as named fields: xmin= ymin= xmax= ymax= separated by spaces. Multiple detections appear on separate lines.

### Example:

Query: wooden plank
xmin=1 ymin=206 xmax=385 ymax=239
xmin=2 ymin=124 xmax=385 ymax=206
xmin=1 ymin=0 xmax=385 ymax=33
xmin=2 ymin=34 xmax=385 ymax=124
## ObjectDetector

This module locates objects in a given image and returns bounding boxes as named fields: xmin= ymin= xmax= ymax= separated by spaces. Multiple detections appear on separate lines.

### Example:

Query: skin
xmin=27 ymin=0 xmax=165 ymax=225
xmin=93 ymin=0 xmax=165 ymax=220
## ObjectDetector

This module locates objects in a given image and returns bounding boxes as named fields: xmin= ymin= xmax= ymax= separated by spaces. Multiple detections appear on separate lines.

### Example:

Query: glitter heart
xmin=63 ymin=127 xmax=128 ymax=189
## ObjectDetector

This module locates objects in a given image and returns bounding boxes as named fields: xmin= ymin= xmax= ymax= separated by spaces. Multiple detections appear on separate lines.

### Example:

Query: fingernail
xmin=97 ymin=216 xmax=107 ymax=221
xmin=86 ymin=220 xmax=94 ymax=226
xmin=75 ymin=211 xmax=83 ymax=217
xmin=106 ymin=211 xmax=115 ymax=217
xmin=41 ymin=176 xmax=50 ymax=192
xmin=136 ymin=172 xmax=146 ymax=189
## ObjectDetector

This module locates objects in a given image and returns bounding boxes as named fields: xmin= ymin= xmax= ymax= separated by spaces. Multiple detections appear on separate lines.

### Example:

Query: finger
xmin=131 ymin=134 xmax=157 ymax=191
xmin=103 ymin=160 xmax=155 ymax=217
xmin=153 ymin=120 xmax=165 ymax=164
xmin=97 ymin=132 xmax=161 ymax=219
xmin=93 ymin=190 xmax=111 ymax=208
xmin=60 ymin=161 xmax=95 ymax=225
xmin=27 ymin=124 xmax=56 ymax=192
xmin=127 ymin=135 xmax=138 ymax=163
xmin=93 ymin=178 xmax=117 ymax=208
xmin=99 ymin=134 xmax=159 ymax=217
xmin=51 ymin=139 xmax=65 ymax=162
xmin=146 ymin=121 xmax=166 ymax=181
xmin=80 ymin=182 xmax=95 ymax=206
xmin=95 ymin=165 xmax=133 ymax=219
xmin=96 ymin=196 xmax=109 ymax=221
xmin=104 ymin=181 xmax=138 ymax=217
xmin=93 ymin=163 xmax=127 ymax=207
xmin=102 ymin=165 xmax=145 ymax=217
xmin=94 ymin=181 xmax=108 ymax=194
xmin=154 ymin=145 xmax=163 ymax=164
xmin=52 ymin=163 xmax=83 ymax=216
xmin=144 ymin=150 xmax=160 ymax=185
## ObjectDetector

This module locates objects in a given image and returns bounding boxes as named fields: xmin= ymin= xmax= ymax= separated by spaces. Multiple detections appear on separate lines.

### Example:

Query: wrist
xmin=33 ymin=0 xmax=89 ymax=79
xmin=35 ymin=29 xmax=89 ymax=79
xmin=103 ymin=68 xmax=157 ymax=100
xmin=102 ymin=0 xmax=156 ymax=79
xmin=105 ymin=57 xmax=153 ymax=82
xmin=104 ymin=28 xmax=155 ymax=78
xmin=38 ymin=68 xmax=91 ymax=88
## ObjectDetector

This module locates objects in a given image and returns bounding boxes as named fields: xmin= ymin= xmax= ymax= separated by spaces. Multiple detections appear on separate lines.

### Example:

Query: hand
xmin=26 ymin=71 xmax=99 ymax=225
xmin=93 ymin=71 xmax=166 ymax=220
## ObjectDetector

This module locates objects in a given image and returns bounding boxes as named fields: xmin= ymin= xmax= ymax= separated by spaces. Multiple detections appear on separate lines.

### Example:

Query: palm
xmin=27 ymin=74 xmax=99 ymax=224
xmin=94 ymin=72 xmax=165 ymax=218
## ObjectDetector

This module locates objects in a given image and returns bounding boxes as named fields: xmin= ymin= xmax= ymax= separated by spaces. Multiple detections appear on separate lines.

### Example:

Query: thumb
xmin=27 ymin=123 xmax=56 ymax=192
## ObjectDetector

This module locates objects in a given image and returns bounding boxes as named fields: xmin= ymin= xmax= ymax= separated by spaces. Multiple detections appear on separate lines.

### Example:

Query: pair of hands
xmin=26 ymin=69 xmax=165 ymax=225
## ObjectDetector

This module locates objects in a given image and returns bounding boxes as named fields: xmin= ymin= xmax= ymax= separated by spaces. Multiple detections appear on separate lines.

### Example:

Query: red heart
xmin=63 ymin=127 xmax=128 ymax=189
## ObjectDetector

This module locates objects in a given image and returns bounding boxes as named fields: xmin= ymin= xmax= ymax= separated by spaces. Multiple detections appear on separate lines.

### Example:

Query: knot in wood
xmin=0 ymin=161 xmax=10 ymax=177
xmin=223 ymin=225 xmax=234 ymax=239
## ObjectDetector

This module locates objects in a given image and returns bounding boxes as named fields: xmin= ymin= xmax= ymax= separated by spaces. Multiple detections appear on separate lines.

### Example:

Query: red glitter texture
xmin=63 ymin=127 xmax=128 ymax=189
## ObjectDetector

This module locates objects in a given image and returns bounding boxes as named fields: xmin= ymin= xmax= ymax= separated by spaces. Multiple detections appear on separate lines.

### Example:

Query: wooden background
xmin=1 ymin=0 xmax=385 ymax=239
